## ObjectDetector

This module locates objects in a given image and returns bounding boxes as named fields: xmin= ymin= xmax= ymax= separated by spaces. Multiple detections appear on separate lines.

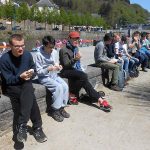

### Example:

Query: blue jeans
xmin=39 ymin=76 xmax=69 ymax=109
xmin=129 ymin=57 xmax=139 ymax=72
xmin=133 ymin=51 xmax=148 ymax=68
xmin=122 ymin=55 xmax=129 ymax=73
xmin=140 ymin=47 xmax=150 ymax=59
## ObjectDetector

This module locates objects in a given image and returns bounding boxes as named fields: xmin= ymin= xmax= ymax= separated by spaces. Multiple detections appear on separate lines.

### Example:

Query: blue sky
xmin=130 ymin=0 xmax=150 ymax=12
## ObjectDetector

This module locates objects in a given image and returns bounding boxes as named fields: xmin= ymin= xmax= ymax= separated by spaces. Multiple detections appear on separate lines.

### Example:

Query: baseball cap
xmin=69 ymin=31 xmax=80 ymax=38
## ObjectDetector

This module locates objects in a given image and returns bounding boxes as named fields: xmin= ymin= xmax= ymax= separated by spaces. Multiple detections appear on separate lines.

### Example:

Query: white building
xmin=35 ymin=0 xmax=59 ymax=11
xmin=0 ymin=0 xmax=8 ymax=4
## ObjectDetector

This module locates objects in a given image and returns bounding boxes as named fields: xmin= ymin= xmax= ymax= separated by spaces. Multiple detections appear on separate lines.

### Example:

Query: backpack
xmin=129 ymin=65 xmax=139 ymax=78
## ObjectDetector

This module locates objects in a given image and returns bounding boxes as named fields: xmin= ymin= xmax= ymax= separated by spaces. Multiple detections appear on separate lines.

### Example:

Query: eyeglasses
xmin=12 ymin=44 xmax=25 ymax=49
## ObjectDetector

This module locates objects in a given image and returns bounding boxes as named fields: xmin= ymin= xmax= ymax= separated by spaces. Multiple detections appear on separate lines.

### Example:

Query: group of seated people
xmin=0 ymin=30 xmax=149 ymax=145
xmin=94 ymin=31 xmax=150 ymax=91
xmin=0 ymin=31 xmax=150 ymax=146
xmin=0 ymin=32 xmax=111 ymax=145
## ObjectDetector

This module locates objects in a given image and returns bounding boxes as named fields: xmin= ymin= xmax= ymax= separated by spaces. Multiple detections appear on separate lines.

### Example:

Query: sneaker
xmin=99 ymin=100 xmax=112 ymax=112
xmin=33 ymin=127 xmax=47 ymax=143
xmin=60 ymin=107 xmax=70 ymax=118
xmin=16 ymin=124 xmax=27 ymax=143
xmin=50 ymin=109 xmax=64 ymax=122
xmin=110 ymin=85 xmax=122 ymax=91
xmin=68 ymin=97 xmax=78 ymax=105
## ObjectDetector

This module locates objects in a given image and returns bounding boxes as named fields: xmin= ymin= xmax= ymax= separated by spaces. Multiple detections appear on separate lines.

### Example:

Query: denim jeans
xmin=39 ymin=76 xmax=69 ymax=109
xmin=122 ymin=55 xmax=129 ymax=73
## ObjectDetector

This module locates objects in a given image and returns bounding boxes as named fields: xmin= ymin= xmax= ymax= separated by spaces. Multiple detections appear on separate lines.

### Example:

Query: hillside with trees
xmin=14 ymin=0 xmax=150 ymax=27
xmin=0 ymin=0 xmax=149 ymax=29
xmin=53 ymin=0 xmax=150 ymax=26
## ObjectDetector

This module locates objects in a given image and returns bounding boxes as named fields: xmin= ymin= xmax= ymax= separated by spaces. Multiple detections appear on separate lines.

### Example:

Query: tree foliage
xmin=0 ymin=0 xmax=149 ymax=29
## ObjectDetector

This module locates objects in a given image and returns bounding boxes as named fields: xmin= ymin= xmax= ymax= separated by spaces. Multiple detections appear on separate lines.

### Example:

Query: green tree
xmin=17 ymin=2 xmax=30 ymax=29
xmin=29 ymin=5 xmax=39 ymax=28
xmin=3 ymin=1 xmax=14 ymax=27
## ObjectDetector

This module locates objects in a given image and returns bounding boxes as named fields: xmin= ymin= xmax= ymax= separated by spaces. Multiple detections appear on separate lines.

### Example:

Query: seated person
xmin=94 ymin=33 xmax=122 ymax=91
xmin=0 ymin=34 xmax=47 ymax=143
xmin=140 ymin=32 xmax=150 ymax=50
xmin=128 ymin=31 xmax=148 ymax=72
xmin=59 ymin=31 xmax=112 ymax=112
xmin=35 ymin=35 xmax=70 ymax=122
xmin=114 ymin=35 xmax=129 ymax=76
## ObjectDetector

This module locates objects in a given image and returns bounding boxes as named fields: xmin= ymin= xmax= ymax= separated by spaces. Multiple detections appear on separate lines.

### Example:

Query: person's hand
xmin=109 ymin=59 xmax=118 ymax=64
xmin=133 ymin=36 xmax=138 ymax=42
xmin=58 ymin=65 xmax=63 ymax=70
xmin=47 ymin=65 xmax=62 ymax=72
xmin=74 ymin=52 xmax=82 ymax=60
xmin=20 ymin=69 xmax=34 ymax=80
xmin=54 ymin=64 xmax=63 ymax=71
xmin=47 ymin=65 xmax=56 ymax=71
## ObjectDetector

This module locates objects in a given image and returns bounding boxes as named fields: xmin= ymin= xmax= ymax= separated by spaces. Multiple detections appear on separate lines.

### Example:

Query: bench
xmin=0 ymin=65 xmax=103 ymax=136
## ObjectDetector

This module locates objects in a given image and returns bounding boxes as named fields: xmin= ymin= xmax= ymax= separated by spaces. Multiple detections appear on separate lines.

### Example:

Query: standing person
xmin=35 ymin=36 xmax=70 ymax=122
xmin=94 ymin=33 xmax=122 ymax=91
xmin=0 ymin=34 xmax=47 ymax=143
xmin=59 ymin=31 xmax=112 ymax=112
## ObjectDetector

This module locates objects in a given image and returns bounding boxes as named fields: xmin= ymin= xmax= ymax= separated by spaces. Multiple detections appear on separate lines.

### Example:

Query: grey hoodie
xmin=94 ymin=41 xmax=111 ymax=64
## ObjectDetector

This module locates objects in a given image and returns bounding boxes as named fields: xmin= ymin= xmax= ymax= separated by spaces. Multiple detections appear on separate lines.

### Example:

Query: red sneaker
xmin=68 ymin=97 xmax=78 ymax=105
xmin=99 ymin=100 xmax=112 ymax=112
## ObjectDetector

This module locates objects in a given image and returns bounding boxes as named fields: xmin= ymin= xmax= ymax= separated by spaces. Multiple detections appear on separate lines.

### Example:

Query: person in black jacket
xmin=59 ymin=31 xmax=112 ymax=112
xmin=0 ymin=34 xmax=47 ymax=143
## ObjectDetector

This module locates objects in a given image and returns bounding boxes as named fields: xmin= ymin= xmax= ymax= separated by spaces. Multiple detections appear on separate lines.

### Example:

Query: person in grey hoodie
xmin=94 ymin=33 xmax=122 ymax=91
xmin=35 ymin=36 xmax=70 ymax=122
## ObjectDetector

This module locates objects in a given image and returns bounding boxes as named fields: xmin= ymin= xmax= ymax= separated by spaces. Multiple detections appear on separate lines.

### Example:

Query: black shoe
xmin=50 ymin=109 xmax=64 ymax=122
xmin=110 ymin=85 xmax=122 ymax=91
xmin=16 ymin=124 xmax=27 ymax=143
xmin=33 ymin=127 xmax=47 ymax=143
xmin=60 ymin=107 xmax=70 ymax=118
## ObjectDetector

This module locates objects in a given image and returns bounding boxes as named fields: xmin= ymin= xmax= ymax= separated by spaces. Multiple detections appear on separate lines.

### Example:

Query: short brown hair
xmin=9 ymin=34 xmax=24 ymax=45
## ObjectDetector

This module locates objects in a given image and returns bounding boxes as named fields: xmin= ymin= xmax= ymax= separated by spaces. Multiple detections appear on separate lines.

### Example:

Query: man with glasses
xmin=35 ymin=36 xmax=70 ymax=122
xmin=0 ymin=34 xmax=47 ymax=143
xmin=59 ymin=31 xmax=112 ymax=112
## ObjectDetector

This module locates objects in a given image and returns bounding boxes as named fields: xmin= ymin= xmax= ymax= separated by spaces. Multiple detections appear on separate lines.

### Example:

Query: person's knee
xmin=80 ymin=72 xmax=88 ymax=80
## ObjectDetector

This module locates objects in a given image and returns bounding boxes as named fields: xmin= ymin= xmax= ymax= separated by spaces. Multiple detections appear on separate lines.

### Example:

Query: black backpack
xmin=129 ymin=66 xmax=139 ymax=78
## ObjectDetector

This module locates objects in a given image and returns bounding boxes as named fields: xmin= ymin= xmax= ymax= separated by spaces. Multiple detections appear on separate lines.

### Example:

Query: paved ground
xmin=0 ymin=46 xmax=150 ymax=150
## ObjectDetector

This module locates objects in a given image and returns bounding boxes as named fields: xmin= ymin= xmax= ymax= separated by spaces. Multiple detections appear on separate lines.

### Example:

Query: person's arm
xmin=0 ymin=58 xmax=24 ymax=85
xmin=35 ymin=53 xmax=50 ymax=76
xmin=94 ymin=42 xmax=110 ymax=63
xmin=59 ymin=48 xmax=77 ymax=69
xmin=114 ymin=42 xmax=119 ymax=55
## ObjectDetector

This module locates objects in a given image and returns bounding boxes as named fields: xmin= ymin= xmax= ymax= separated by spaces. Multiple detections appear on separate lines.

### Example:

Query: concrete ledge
xmin=0 ymin=65 xmax=102 ymax=136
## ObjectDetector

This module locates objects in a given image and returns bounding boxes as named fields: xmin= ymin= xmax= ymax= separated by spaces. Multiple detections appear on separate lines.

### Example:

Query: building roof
xmin=36 ymin=0 xmax=55 ymax=7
